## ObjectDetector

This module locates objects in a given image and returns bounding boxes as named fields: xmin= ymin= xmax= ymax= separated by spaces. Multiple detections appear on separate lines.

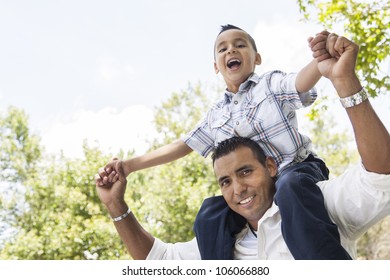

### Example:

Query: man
xmin=95 ymin=31 xmax=390 ymax=259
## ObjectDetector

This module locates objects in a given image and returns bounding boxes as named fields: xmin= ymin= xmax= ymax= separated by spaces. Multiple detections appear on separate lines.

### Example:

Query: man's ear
xmin=255 ymin=53 xmax=262 ymax=65
xmin=214 ymin=62 xmax=219 ymax=74
xmin=265 ymin=157 xmax=277 ymax=177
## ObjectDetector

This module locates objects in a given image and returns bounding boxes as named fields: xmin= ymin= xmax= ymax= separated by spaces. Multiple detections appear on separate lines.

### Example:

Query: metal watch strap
xmin=112 ymin=208 xmax=131 ymax=222
xmin=339 ymin=88 xmax=368 ymax=108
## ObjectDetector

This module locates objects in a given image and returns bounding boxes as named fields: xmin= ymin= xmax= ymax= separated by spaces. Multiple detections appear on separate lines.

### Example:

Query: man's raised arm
xmin=95 ymin=161 xmax=155 ymax=259
xmin=309 ymin=32 xmax=390 ymax=174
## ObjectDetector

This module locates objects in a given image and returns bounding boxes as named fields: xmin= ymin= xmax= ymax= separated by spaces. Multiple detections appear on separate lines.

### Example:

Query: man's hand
xmin=95 ymin=160 xmax=127 ymax=210
xmin=309 ymin=31 xmax=360 ymax=97
xmin=95 ymin=158 xmax=120 ymax=187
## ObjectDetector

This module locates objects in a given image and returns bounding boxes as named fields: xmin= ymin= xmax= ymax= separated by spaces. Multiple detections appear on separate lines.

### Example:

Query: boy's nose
xmin=228 ymin=47 xmax=237 ymax=54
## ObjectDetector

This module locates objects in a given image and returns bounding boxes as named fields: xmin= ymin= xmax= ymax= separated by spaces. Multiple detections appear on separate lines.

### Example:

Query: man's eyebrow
xmin=217 ymin=175 xmax=228 ymax=185
xmin=235 ymin=164 xmax=252 ymax=174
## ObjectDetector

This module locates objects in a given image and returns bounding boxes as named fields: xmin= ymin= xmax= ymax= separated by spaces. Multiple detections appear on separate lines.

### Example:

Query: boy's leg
xmin=274 ymin=155 xmax=352 ymax=259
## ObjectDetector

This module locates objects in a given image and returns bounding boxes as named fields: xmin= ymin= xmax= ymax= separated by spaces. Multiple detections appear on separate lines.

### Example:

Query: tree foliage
xmin=0 ymin=107 xmax=41 ymax=249
xmin=0 ymin=106 xmax=41 ymax=183
xmin=0 ymin=107 xmax=131 ymax=259
xmin=297 ymin=0 xmax=390 ymax=98
xmin=0 ymin=141 xmax=129 ymax=259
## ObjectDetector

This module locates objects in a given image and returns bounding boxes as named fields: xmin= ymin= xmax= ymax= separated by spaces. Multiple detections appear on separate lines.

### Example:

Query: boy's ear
xmin=255 ymin=53 xmax=262 ymax=65
xmin=214 ymin=62 xmax=219 ymax=74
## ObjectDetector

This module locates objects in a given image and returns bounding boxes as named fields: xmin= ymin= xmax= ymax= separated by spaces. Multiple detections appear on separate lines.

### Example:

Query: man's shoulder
xmin=318 ymin=163 xmax=390 ymax=193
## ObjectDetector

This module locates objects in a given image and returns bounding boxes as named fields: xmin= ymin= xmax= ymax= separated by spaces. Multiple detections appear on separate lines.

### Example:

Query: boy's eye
xmin=237 ymin=44 xmax=246 ymax=48
xmin=218 ymin=48 xmax=227 ymax=53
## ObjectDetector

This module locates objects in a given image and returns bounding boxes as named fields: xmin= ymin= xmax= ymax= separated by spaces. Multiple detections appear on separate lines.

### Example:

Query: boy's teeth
xmin=227 ymin=59 xmax=241 ymax=68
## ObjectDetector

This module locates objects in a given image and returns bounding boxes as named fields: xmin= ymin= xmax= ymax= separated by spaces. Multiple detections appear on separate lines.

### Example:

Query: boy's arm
xmin=295 ymin=59 xmax=321 ymax=93
xmin=97 ymin=139 xmax=193 ymax=186
xmin=122 ymin=139 xmax=193 ymax=175
xmin=295 ymin=32 xmax=329 ymax=93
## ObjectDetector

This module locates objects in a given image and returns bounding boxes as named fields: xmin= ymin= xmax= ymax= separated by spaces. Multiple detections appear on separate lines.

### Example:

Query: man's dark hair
xmin=217 ymin=24 xmax=258 ymax=52
xmin=211 ymin=137 xmax=267 ymax=165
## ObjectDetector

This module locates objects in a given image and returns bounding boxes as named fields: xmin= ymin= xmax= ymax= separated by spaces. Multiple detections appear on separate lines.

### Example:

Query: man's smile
xmin=239 ymin=194 xmax=255 ymax=205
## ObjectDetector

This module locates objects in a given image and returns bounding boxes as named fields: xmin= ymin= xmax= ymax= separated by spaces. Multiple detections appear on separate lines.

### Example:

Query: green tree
xmin=0 ymin=106 xmax=41 ymax=183
xmin=0 ymin=141 xmax=130 ymax=259
xmin=0 ymin=107 xmax=41 ymax=248
xmin=0 ymin=107 xmax=132 ymax=259
xmin=297 ymin=0 xmax=390 ymax=97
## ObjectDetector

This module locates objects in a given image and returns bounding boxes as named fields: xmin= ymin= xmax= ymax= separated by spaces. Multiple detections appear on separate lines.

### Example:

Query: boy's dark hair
xmin=211 ymin=137 xmax=267 ymax=166
xmin=217 ymin=24 xmax=258 ymax=52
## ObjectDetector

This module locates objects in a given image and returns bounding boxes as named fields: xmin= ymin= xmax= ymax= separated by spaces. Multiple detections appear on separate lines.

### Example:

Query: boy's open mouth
xmin=227 ymin=59 xmax=241 ymax=69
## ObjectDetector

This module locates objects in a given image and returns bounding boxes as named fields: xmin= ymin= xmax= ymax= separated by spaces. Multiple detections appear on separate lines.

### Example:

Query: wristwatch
xmin=339 ymin=88 xmax=368 ymax=108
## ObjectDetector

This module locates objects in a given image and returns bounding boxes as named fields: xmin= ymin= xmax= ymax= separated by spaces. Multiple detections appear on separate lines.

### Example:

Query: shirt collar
xmin=258 ymin=202 xmax=280 ymax=226
xmin=223 ymin=73 xmax=260 ymax=103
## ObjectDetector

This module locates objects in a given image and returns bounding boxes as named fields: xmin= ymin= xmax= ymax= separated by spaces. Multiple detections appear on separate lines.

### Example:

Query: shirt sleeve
xmin=317 ymin=163 xmax=390 ymax=241
xmin=182 ymin=115 xmax=215 ymax=158
xmin=146 ymin=237 xmax=201 ymax=260
xmin=267 ymin=71 xmax=317 ymax=109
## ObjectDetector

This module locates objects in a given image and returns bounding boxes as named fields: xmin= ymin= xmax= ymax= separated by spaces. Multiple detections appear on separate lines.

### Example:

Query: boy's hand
xmin=95 ymin=158 xmax=120 ymax=187
xmin=308 ymin=30 xmax=331 ymax=62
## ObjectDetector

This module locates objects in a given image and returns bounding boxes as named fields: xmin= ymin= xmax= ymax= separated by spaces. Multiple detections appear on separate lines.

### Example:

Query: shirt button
xmin=234 ymin=100 xmax=238 ymax=105
xmin=236 ymin=121 xmax=240 ymax=126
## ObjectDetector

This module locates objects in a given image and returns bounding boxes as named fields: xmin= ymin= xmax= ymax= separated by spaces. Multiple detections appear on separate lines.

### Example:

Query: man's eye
xmin=242 ymin=169 xmax=252 ymax=176
xmin=220 ymin=180 xmax=230 ymax=187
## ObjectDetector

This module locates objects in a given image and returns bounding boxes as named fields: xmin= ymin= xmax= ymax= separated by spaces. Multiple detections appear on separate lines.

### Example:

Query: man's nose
xmin=233 ymin=179 xmax=247 ymax=196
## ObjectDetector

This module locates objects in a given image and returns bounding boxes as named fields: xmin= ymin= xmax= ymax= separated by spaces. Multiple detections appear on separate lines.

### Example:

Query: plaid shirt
xmin=183 ymin=71 xmax=317 ymax=170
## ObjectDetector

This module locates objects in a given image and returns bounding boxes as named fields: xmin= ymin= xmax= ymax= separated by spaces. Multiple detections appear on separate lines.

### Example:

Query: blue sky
xmin=0 ymin=0 xmax=389 ymax=158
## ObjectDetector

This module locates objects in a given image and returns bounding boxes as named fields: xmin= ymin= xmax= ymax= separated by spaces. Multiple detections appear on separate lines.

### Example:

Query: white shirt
xmin=146 ymin=163 xmax=390 ymax=260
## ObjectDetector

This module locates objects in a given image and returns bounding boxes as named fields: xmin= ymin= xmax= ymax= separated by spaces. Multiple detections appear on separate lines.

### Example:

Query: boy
xmin=97 ymin=25 xmax=350 ymax=259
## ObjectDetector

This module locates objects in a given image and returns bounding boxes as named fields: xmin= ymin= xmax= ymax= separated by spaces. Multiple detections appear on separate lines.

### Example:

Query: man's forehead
xmin=213 ymin=146 xmax=256 ymax=173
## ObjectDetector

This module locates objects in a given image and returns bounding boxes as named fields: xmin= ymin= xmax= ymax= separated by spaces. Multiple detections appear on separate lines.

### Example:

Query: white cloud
xmin=40 ymin=105 xmax=156 ymax=158
xmin=252 ymin=19 xmax=321 ymax=72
